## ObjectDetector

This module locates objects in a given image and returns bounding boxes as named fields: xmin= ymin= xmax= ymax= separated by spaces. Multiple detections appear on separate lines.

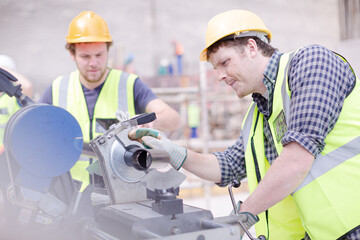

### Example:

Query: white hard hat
xmin=0 ymin=54 xmax=16 ymax=70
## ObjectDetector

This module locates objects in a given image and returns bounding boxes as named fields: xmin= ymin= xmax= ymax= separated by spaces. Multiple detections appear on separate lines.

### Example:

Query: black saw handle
xmin=0 ymin=67 xmax=34 ymax=106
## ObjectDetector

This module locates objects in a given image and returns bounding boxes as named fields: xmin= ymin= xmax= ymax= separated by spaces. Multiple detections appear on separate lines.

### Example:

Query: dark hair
xmin=65 ymin=42 xmax=113 ymax=55
xmin=206 ymin=37 xmax=277 ymax=60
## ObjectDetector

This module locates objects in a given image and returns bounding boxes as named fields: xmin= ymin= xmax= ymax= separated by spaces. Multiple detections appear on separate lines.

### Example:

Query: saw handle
xmin=0 ymin=67 xmax=20 ymax=97
xmin=0 ymin=67 xmax=34 ymax=106
xmin=134 ymin=112 xmax=157 ymax=125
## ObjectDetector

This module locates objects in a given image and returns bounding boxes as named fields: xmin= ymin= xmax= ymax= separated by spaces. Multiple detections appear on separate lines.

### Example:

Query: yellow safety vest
xmin=243 ymin=103 xmax=305 ymax=239
xmin=243 ymin=51 xmax=360 ymax=239
xmin=52 ymin=69 xmax=137 ymax=191
xmin=0 ymin=94 xmax=21 ymax=147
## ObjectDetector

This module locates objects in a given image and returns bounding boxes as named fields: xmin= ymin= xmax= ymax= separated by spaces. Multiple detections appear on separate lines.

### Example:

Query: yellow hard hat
xmin=66 ymin=11 xmax=112 ymax=43
xmin=200 ymin=10 xmax=272 ymax=61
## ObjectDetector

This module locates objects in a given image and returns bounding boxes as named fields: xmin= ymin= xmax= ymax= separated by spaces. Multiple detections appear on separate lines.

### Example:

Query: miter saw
xmin=0 ymin=67 xmax=265 ymax=240
xmin=88 ymin=113 xmax=243 ymax=240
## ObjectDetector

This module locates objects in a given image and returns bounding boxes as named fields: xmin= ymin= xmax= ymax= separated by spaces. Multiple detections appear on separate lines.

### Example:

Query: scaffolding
xmin=150 ymin=61 xmax=251 ymax=210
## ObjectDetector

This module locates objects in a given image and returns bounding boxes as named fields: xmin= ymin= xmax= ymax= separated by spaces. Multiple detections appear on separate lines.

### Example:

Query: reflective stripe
xmin=126 ymin=74 xmax=137 ymax=117
xmin=243 ymin=49 xmax=360 ymax=238
xmin=281 ymin=51 xmax=296 ymax=124
xmin=59 ymin=74 xmax=70 ymax=109
xmin=58 ymin=71 xmax=132 ymax=114
xmin=242 ymin=99 xmax=305 ymax=239
xmin=0 ymin=108 xmax=8 ymax=114
xmin=118 ymin=71 xmax=129 ymax=112
xmin=242 ymin=104 xmax=256 ymax=152
xmin=294 ymin=135 xmax=360 ymax=193
xmin=277 ymin=51 xmax=360 ymax=194
xmin=53 ymin=69 xmax=136 ymax=190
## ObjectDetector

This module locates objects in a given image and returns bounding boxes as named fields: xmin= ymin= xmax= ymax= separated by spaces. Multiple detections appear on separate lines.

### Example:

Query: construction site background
xmin=1 ymin=0 xmax=360 ymax=221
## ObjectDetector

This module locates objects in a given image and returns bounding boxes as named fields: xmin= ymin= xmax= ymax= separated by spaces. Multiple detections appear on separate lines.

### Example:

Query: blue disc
xmin=7 ymin=104 xmax=83 ymax=178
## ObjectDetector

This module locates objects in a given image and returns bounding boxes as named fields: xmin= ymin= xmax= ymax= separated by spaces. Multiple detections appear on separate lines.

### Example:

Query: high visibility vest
xmin=0 ymin=94 xmax=21 ymax=147
xmin=243 ymin=103 xmax=305 ymax=239
xmin=243 ymin=51 xmax=360 ymax=239
xmin=52 ymin=69 xmax=137 ymax=190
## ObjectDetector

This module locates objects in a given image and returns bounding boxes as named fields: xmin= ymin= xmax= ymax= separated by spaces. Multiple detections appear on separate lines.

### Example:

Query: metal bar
xmin=84 ymin=225 xmax=120 ymax=240
xmin=135 ymin=228 xmax=162 ymax=239
xmin=201 ymin=218 xmax=231 ymax=229
xmin=228 ymin=184 xmax=238 ymax=214
xmin=82 ymin=143 xmax=98 ymax=159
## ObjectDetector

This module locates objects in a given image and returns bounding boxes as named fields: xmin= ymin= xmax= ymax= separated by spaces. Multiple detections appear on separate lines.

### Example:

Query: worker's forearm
xmin=145 ymin=99 xmax=182 ymax=132
xmin=152 ymin=110 xmax=181 ymax=131
xmin=182 ymin=150 xmax=222 ymax=183
xmin=240 ymin=142 xmax=313 ymax=215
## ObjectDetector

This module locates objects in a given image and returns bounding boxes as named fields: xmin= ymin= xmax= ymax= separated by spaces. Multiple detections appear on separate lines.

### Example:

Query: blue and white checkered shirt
xmin=213 ymin=44 xmax=359 ymax=239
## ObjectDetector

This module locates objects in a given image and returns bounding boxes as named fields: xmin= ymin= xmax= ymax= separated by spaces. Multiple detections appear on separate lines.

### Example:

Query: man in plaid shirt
xmin=130 ymin=9 xmax=360 ymax=239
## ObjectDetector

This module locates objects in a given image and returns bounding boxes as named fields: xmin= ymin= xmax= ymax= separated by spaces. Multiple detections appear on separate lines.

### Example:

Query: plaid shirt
xmin=213 ymin=44 xmax=359 ymax=239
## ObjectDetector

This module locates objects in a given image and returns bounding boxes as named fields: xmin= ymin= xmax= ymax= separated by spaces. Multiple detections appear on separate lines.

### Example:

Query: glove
xmin=237 ymin=212 xmax=259 ymax=234
xmin=230 ymin=201 xmax=259 ymax=238
xmin=128 ymin=128 xmax=187 ymax=170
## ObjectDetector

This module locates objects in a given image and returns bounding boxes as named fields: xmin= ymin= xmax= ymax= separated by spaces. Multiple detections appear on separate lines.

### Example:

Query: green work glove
xmin=129 ymin=128 xmax=187 ymax=170
xmin=230 ymin=201 xmax=259 ymax=238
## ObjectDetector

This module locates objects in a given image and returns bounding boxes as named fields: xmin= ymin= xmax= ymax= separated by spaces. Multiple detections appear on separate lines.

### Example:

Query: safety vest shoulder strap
xmin=242 ymin=103 xmax=256 ymax=152
xmin=54 ymin=69 xmax=138 ymax=191
xmin=240 ymin=52 xmax=306 ymax=239
xmin=268 ymin=49 xmax=360 ymax=239
xmin=112 ymin=69 xmax=137 ymax=117
xmin=52 ymin=72 xmax=77 ymax=108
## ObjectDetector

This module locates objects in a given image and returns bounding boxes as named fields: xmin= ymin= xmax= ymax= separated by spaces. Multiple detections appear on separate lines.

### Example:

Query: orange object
xmin=174 ymin=41 xmax=184 ymax=56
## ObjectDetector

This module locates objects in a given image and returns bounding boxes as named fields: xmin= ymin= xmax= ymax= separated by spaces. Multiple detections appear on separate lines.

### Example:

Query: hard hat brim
xmin=66 ymin=36 xmax=112 ymax=43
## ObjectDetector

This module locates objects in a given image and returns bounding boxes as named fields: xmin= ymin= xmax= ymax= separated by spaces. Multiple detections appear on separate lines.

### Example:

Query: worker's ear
xmin=70 ymin=51 xmax=75 ymax=61
xmin=247 ymin=38 xmax=258 ymax=58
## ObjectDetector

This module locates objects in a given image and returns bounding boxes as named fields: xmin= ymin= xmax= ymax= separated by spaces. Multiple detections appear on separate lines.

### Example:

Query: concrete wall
xmin=0 ymin=0 xmax=346 ymax=98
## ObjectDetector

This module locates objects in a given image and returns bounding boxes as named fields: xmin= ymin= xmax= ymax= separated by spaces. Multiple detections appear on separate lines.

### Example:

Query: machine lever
xmin=133 ymin=112 xmax=156 ymax=125
xmin=228 ymin=180 xmax=266 ymax=240
xmin=228 ymin=179 xmax=241 ymax=214
xmin=121 ymin=112 xmax=156 ymax=127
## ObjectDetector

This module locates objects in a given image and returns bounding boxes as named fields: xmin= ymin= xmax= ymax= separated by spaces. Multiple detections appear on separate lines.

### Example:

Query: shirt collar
xmin=262 ymin=51 xmax=282 ymax=97
xmin=251 ymin=51 xmax=282 ymax=117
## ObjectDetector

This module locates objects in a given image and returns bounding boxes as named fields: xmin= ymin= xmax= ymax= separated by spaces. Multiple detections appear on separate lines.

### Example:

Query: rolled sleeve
xmin=282 ymin=131 xmax=322 ymax=157
xmin=282 ymin=45 xmax=356 ymax=158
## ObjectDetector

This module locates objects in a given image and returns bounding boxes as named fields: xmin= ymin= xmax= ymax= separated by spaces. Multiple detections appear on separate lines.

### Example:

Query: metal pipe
xmin=83 ymin=224 xmax=120 ymax=240
xmin=135 ymin=228 xmax=162 ymax=239
xmin=200 ymin=218 xmax=231 ymax=229
xmin=147 ymin=148 xmax=170 ymax=169
xmin=228 ymin=185 xmax=237 ymax=214
xmin=124 ymin=147 xmax=169 ymax=171
xmin=228 ymin=179 xmax=241 ymax=213
xmin=82 ymin=143 xmax=98 ymax=159
xmin=84 ymin=141 xmax=169 ymax=171
xmin=124 ymin=146 xmax=151 ymax=170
